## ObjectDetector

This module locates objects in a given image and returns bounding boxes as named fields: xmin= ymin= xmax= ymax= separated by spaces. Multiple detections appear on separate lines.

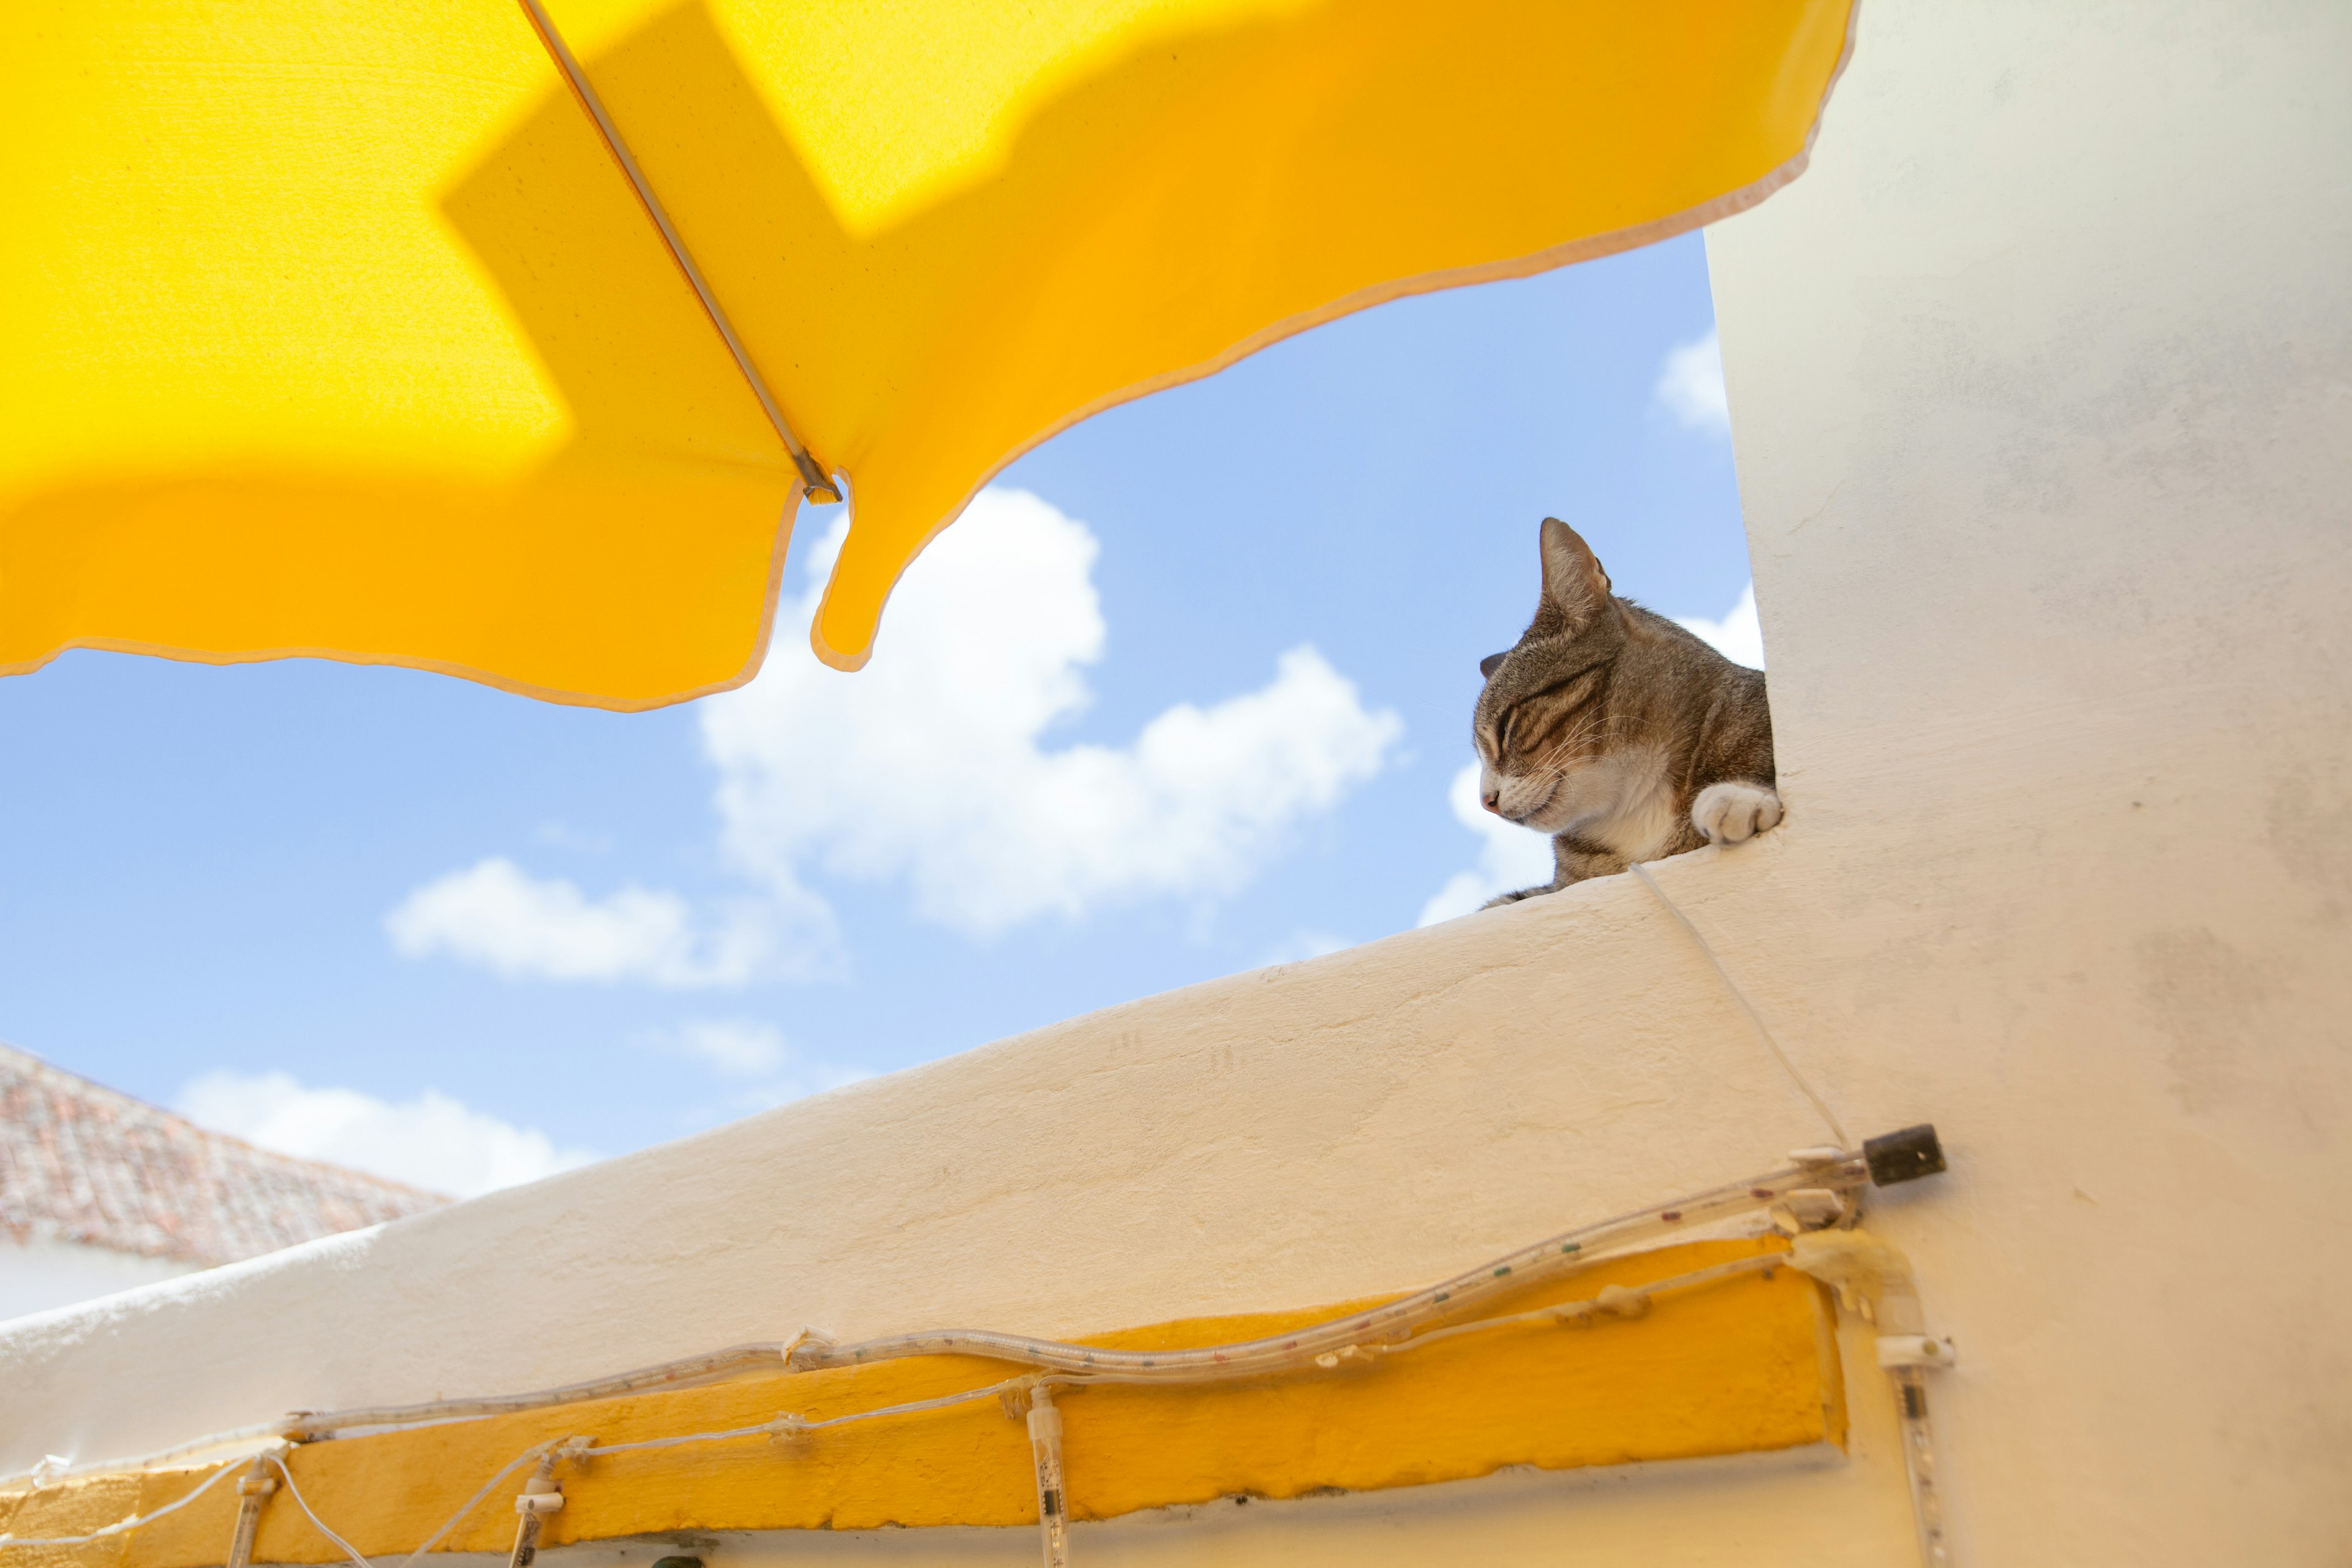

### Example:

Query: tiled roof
xmin=0 ymin=1043 xmax=448 ymax=1267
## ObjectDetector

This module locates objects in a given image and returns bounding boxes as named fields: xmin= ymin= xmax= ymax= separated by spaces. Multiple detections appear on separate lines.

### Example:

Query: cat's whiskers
xmin=1515 ymin=711 xmax=1637 ymax=789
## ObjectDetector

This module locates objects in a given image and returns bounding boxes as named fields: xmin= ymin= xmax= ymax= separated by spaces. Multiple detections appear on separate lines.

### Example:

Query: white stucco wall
xmin=1701 ymin=4 xmax=2352 ymax=1560
xmin=6 ymin=0 xmax=2347 ymax=1561
xmin=0 ymin=1238 xmax=195 ymax=1324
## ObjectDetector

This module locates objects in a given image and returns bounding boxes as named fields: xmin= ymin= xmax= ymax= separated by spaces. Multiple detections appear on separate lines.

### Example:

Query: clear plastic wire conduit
xmin=786 ymin=1150 xmax=1875 ymax=1380
xmin=283 ymin=1348 xmax=791 ymax=1439
xmin=4 ymin=1130 xmax=1953 ymax=1568
xmin=255 ymin=1144 xmax=1887 ymax=1445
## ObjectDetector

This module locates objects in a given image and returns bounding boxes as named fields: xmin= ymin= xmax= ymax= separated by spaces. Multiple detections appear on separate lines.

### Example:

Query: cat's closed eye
xmin=1466 ymin=515 xmax=1777 ymax=906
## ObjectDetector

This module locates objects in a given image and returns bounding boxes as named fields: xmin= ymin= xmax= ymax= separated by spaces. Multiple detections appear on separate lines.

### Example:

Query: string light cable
xmin=0 ymin=1251 xmax=1820 ymax=1561
xmin=3 ymin=1140 xmax=1939 ymax=1463
xmin=0 ymin=1456 xmax=249 ymax=1548
xmin=86 ymin=1143 xmax=1898 ymax=1466
xmin=1 ymin=1134 xmax=1947 ymax=1556
xmin=780 ymin=1145 xmax=1898 ymax=1381
xmin=262 ymin=1453 xmax=374 ymax=1568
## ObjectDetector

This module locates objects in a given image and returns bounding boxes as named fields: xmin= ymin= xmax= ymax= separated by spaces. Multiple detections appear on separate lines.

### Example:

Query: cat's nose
xmin=1481 ymin=789 xmax=1501 ymax=813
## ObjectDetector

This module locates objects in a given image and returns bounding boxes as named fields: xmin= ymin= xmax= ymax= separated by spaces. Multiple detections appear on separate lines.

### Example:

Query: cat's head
xmin=1472 ymin=518 xmax=1629 ymax=829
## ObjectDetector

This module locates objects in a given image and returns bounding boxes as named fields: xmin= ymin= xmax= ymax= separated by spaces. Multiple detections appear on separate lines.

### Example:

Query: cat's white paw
xmin=1692 ymin=782 xmax=1783 ymax=845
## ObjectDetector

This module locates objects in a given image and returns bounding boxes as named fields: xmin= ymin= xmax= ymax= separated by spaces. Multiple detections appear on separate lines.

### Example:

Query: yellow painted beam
xmin=1 ymin=1238 xmax=1842 ymax=1565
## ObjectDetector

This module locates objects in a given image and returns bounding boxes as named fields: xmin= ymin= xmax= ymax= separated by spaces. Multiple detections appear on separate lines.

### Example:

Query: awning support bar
xmin=511 ymin=0 xmax=842 ymax=503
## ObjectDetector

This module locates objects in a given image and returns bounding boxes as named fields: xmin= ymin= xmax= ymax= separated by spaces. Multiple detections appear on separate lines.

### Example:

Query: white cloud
xmin=177 ymin=1070 xmax=595 ymax=1199
xmin=1417 ymin=762 xmax=1559 ymax=925
xmin=389 ymin=488 xmax=1398 ymax=981
xmin=1656 ymin=328 xmax=1730 ymax=434
xmin=385 ymin=857 xmax=821 ymax=987
xmin=638 ymin=1019 xmax=874 ymax=1123
xmin=726 ymin=1059 xmax=875 ymax=1113
xmin=644 ymin=1017 xmax=786 ymax=1077
xmin=1675 ymin=581 xmax=1766 ymax=669
xmin=1255 ymin=929 xmax=1352 ymax=967
xmin=530 ymin=820 xmax=612 ymax=853
xmin=383 ymin=488 xmax=1395 ymax=988
xmin=701 ymin=488 xmax=1404 ymax=937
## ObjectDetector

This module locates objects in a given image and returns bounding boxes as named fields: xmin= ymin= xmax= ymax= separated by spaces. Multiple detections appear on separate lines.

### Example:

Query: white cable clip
xmin=224 ymin=1453 xmax=279 ymax=1568
xmin=1772 ymin=1187 xmax=1850 ymax=1233
xmin=516 ymin=1474 xmax=565 ymax=1515
xmin=1026 ymin=1386 xmax=1070 ymax=1568
xmin=1594 ymin=1284 xmax=1651 ymax=1319
xmin=1875 ymin=1334 xmax=1956 ymax=1370
xmin=783 ymin=1326 xmax=837 ymax=1371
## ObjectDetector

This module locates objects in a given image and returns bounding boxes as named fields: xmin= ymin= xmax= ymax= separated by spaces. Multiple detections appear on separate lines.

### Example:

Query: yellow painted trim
xmin=1 ymin=1239 xmax=1842 ymax=1564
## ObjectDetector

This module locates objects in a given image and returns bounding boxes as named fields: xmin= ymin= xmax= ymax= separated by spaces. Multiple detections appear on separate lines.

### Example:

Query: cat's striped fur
xmin=1474 ymin=518 xmax=1779 ymax=905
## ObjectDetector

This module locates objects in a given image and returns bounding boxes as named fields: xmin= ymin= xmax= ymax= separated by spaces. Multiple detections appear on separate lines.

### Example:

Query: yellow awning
xmin=1 ymin=0 xmax=1853 ymax=709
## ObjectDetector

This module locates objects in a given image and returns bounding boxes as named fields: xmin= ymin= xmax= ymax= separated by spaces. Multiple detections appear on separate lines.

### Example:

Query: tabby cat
xmin=1474 ymin=518 xmax=1779 ymax=905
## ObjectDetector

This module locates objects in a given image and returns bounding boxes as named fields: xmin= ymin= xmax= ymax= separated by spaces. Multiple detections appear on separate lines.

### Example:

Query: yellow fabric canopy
xmin=1 ymin=0 xmax=1853 ymax=709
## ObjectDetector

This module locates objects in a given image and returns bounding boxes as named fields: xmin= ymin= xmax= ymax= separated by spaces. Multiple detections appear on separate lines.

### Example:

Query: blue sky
xmin=0 ymin=232 xmax=1754 ymax=1195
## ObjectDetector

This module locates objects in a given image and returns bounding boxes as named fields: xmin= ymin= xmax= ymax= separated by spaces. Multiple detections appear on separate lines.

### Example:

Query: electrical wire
xmin=0 ymin=1245 xmax=1810 ymax=1557
xmin=1 ymin=1137 xmax=1926 ymax=1567
xmin=271 ymin=1380 xmax=1079 ymax=1568
xmin=1629 ymin=858 xmax=1849 ymax=1146
xmin=0 ymin=1099 xmax=1950 ymax=1568
xmin=17 ymin=1425 xmax=295 ymax=1487
xmin=4 ymin=1148 xmax=1877 ymax=1490
xmin=786 ymin=1152 xmax=1868 ymax=1381
xmin=287 ymin=1346 xmax=791 ymax=1439
xmin=5 ymin=1246 xmax=1804 ymax=1561
xmin=265 ymin=1455 xmax=375 ymax=1568
xmin=390 ymin=1442 xmax=560 ymax=1568
xmin=1362 ymin=1251 xmax=1784 ymax=1359
xmin=580 ymin=1376 xmax=1044 ymax=1455
xmin=774 ymin=1380 xmax=1035 ymax=1438
xmin=0 ymin=1455 xmax=244 ymax=1547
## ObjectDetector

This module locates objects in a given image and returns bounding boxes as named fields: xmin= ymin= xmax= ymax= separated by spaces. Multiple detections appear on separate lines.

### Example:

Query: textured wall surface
xmin=6 ymin=1 xmax=2347 ymax=1562
xmin=1703 ymin=0 xmax=2352 ymax=1556
xmin=0 ymin=1238 xmax=193 ymax=1324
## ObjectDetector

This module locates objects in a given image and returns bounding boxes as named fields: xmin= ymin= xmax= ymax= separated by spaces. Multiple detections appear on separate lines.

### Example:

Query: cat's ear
xmin=1539 ymin=518 xmax=1614 ymax=633
xmin=1479 ymin=652 xmax=1508 ymax=680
